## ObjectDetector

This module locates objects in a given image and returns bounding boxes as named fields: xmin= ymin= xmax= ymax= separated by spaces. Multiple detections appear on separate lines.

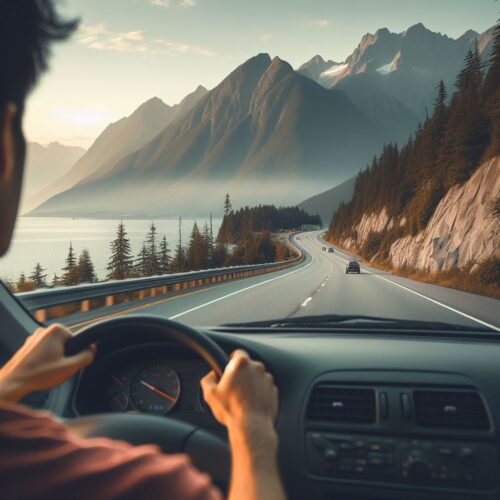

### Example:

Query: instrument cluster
xmin=74 ymin=344 xmax=214 ymax=419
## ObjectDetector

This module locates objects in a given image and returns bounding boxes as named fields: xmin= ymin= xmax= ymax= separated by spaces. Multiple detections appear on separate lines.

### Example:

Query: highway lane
xmin=62 ymin=231 xmax=500 ymax=331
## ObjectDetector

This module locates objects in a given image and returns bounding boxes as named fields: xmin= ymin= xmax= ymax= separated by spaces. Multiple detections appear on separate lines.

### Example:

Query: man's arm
xmin=201 ymin=350 xmax=286 ymax=500
xmin=0 ymin=324 xmax=95 ymax=402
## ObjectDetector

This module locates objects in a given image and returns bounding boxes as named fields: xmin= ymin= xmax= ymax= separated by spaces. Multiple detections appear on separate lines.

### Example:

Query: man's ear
xmin=0 ymin=103 xmax=18 ymax=183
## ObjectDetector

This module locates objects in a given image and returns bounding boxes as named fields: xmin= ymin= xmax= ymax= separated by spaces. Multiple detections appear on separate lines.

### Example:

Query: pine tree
xmin=434 ymin=80 xmax=447 ymax=115
xmin=51 ymin=274 xmax=60 ymax=288
xmin=202 ymin=222 xmax=213 ymax=268
xmin=62 ymin=242 xmax=79 ymax=286
xmin=212 ymin=242 xmax=227 ymax=268
xmin=77 ymin=249 xmax=97 ymax=283
xmin=186 ymin=223 xmax=203 ymax=270
xmin=107 ymin=222 xmax=133 ymax=280
xmin=224 ymin=193 xmax=233 ymax=216
xmin=144 ymin=222 xmax=160 ymax=276
xmin=30 ymin=263 xmax=47 ymax=288
xmin=135 ymin=243 xmax=149 ymax=277
xmin=16 ymin=272 xmax=34 ymax=292
xmin=159 ymin=235 xmax=171 ymax=274
xmin=482 ymin=19 xmax=500 ymax=159
xmin=171 ymin=217 xmax=185 ymax=272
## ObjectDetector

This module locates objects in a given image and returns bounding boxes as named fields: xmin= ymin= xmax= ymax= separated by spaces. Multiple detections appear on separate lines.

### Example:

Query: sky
xmin=25 ymin=0 xmax=498 ymax=148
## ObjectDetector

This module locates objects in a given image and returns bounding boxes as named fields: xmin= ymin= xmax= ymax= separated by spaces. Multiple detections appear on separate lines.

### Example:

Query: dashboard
xmin=74 ymin=343 xmax=222 ymax=433
xmin=68 ymin=327 xmax=500 ymax=500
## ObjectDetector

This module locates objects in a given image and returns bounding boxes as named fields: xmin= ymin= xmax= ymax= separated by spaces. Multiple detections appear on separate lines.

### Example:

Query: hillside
xmin=327 ymin=26 xmax=500 ymax=293
xmin=27 ymin=86 xmax=207 ymax=213
xmin=21 ymin=142 xmax=85 ymax=213
xmin=30 ymin=54 xmax=384 ymax=218
xmin=298 ymin=176 xmax=356 ymax=226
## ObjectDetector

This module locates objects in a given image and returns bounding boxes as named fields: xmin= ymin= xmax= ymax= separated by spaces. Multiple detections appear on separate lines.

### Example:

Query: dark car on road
xmin=346 ymin=261 xmax=361 ymax=274
xmin=322 ymin=246 xmax=326 ymax=251
xmin=327 ymin=247 xmax=334 ymax=253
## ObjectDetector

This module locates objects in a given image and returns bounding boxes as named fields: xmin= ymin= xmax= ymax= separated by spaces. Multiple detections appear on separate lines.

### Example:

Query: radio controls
xmin=307 ymin=432 xmax=496 ymax=490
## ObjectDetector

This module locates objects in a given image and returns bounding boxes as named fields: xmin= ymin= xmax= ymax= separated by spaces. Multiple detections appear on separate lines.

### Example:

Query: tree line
xmin=8 ymin=195 xmax=304 ymax=292
xmin=218 ymin=196 xmax=321 ymax=243
xmin=328 ymin=22 xmax=500 ymax=263
xmin=215 ymin=195 xmax=305 ymax=265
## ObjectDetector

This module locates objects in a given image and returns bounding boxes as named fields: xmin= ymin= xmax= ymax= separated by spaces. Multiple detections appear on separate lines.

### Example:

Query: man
xmin=0 ymin=2 xmax=286 ymax=499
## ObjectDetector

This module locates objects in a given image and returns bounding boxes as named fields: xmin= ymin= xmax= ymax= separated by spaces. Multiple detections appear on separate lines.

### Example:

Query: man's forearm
xmin=0 ymin=370 xmax=28 ymax=402
xmin=227 ymin=417 xmax=286 ymax=500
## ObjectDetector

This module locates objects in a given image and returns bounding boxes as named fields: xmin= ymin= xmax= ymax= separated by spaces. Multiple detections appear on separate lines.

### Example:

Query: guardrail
xmin=16 ymin=235 xmax=304 ymax=323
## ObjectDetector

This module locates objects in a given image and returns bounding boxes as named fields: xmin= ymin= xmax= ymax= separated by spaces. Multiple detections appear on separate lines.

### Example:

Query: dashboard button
xmin=310 ymin=433 xmax=329 ymax=450
xmin=438 ymin=446 xmax=454 ymax=457
xmin=324 ymin=447 xmax=339 ymax=462
xmin=368 ymin=453 xmax=386 ymax=466
xmin=353 ymin=438 xmax=367 ymax=449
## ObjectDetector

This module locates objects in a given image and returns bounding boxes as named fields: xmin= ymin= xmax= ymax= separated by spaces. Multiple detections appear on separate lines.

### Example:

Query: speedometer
xmin=130 ymin=363 xmax=181 ymax=414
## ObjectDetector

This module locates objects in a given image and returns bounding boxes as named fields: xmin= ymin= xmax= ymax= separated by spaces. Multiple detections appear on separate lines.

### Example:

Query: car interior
xmin=2 ymin=281 xmax=499 ymax=500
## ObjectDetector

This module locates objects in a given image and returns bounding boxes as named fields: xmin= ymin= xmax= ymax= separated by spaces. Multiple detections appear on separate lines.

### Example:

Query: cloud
xmin=149 ymin=0 xmax=196 ymax=8
xmin=256 ymin=33 xmax=273 ymax=43
xmin=77 ymin=23 xmax=217 ymax=56
xmin=305 ymin=19 xmax=330 ymax=29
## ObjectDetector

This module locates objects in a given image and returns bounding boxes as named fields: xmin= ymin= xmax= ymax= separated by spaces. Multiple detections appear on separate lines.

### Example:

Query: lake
xmin=0 ymin=217 xmax=222 ymax=283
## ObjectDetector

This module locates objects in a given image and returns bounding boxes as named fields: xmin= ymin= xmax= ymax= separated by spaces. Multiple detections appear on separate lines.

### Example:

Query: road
xmin=61 ymin=231 xmax=500 ymax=332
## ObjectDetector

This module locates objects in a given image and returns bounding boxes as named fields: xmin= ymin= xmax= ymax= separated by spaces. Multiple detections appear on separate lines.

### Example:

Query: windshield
xmin=0 ymin=0 xmax=498 ymax=333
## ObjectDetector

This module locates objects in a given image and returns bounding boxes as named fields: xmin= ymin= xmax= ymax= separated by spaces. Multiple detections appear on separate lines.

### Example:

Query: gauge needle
xmin=139 ymin=380 xmax=177 ymax=402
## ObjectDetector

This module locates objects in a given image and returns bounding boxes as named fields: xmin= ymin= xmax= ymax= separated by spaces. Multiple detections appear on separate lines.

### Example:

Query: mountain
xmin=298 ymin=176 xmax=356 ymax=226
xmin=30 ymin=54 xmax=385 ymax=218
xmin=20 ymin=142 xmax=85 ymax=212
xmin=297 ymin=55 xmax=340 ymax=83
xmin=299 ymin=24 xmax=494 ymax=122
xmin=326 ymin=33 xmax=500 ymax=280
xmin=26 ymin=86 xmax=208 ymax=213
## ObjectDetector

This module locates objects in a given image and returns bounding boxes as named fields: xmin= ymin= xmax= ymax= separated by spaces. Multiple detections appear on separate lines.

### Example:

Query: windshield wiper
xmin=224 ymin=314 xmax=493 ymax=332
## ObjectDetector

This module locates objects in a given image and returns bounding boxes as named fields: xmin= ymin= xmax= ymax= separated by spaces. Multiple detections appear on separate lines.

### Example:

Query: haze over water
xmin=0 ymin=217 xmax=222 ymax=283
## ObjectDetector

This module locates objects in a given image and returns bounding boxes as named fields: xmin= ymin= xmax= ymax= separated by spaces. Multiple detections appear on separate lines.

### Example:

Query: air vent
xmin=413 ymin=390 xmax=490 ymax=430
xmin=307 ymin=385 xmax=376 ymax=423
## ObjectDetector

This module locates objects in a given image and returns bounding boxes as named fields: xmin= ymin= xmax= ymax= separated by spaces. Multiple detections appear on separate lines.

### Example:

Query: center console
xmin=302 ymin=372 xmax=499 ymax=499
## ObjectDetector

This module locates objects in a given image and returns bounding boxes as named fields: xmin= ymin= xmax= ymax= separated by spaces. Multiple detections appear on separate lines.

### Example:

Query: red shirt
xmin=0 ymin=400 xmax=223 ymax=500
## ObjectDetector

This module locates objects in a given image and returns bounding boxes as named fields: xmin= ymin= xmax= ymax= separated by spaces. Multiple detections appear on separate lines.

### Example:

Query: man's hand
xmin=201 ymin=350 xmax=286 ymax=500
xmin=201 ymin=349 xmax=278 ymax=432
xmin=0 ymin=324 xmax=95 ymax=403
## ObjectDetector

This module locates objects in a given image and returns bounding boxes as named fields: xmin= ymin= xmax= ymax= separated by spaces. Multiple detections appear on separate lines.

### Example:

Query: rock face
xmin=339 ymin=157 xmax=500 ymax=272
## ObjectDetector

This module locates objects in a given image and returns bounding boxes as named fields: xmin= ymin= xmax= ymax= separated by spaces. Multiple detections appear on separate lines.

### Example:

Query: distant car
xmin=327 ymin=248 xmax=334 ymax=253
xmin=346 ymin=261 xmax=361 ymax=274
xmin=322 ymin=246 xmax=326 ymax=251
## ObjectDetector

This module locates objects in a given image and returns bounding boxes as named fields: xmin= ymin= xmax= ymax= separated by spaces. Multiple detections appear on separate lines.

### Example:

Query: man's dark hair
xmin=0 ymin=1 xmax=78 ymax=110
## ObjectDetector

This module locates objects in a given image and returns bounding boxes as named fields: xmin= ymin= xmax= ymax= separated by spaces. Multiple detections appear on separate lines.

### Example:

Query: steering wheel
xmin=64 ymin=315 xmax=231 ymax=484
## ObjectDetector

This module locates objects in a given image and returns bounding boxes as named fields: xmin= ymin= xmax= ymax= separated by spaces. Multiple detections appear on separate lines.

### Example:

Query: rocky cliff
xmin=338 ymin=156 xmax=499 ymax=273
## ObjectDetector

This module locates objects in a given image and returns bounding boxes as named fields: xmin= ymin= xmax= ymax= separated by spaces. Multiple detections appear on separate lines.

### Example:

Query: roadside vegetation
xmin=327 ymin=22 xmax=500 ymax=298
xmin=5 ymin=195 xmax=303 ymax=293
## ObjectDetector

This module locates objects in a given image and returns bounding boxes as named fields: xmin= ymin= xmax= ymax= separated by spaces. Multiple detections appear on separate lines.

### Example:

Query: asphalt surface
xmin=60 ymin=231 xmax=500 ymax=332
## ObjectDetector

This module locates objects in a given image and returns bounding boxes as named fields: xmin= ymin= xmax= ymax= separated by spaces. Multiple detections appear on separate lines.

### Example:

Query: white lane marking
xmin=325 ymin=240 xmax=500 ymax=332
xmin=301 ymin=297 xmax=312 ymax=307
xmin=169 ymin=250 xmax=315 ymax=320
xmin=371 ymin=273 xmax=500 ymax=332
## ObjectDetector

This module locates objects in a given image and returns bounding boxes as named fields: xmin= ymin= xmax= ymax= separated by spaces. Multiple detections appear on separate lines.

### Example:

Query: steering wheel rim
xmin=65 ymin=314 xmax=231 ymax=484
xmin=65 ymin=314 xmax=229 ymax=377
